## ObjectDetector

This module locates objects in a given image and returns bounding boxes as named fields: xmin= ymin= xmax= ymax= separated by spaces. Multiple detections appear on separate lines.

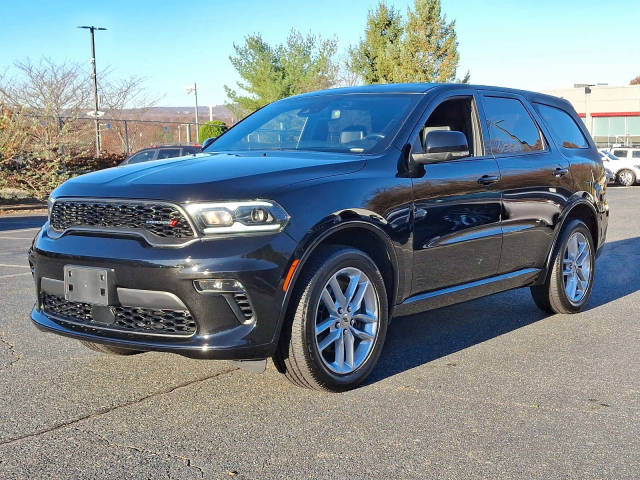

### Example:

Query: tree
xmin=98 ymin=73 xmax=161 ymax=153
xmin=348 ymin=0 xmax=467 ymax=84
xmin=199 ymin=120 xmax=227 ymax=143
xmin=348 ymin=2 xmax=404 ymax=84
xmin=225 ymin=30 xmax=338 ymax=114
xmin=630 ymin=76 xmax=640 ymax=85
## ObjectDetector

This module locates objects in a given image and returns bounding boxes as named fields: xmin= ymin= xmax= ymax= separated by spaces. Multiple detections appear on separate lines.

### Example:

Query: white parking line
xmin=0 ymin=236 xmax=34 ymax=240
xmin=0 ymin=264 xmax=30 ymax=269
xmin=0 ymin=272 xmax=31 ymax=279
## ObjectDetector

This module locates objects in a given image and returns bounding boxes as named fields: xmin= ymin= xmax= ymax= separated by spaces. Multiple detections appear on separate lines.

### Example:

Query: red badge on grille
xmin=169 ymin=219 xmax=178 ymax=227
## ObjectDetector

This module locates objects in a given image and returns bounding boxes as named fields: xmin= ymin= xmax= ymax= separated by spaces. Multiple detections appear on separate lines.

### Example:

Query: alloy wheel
xmin=314 ymin=267 xmax=379 ymax=374
xmin=562 ymin=231 xmax=592 ymax=304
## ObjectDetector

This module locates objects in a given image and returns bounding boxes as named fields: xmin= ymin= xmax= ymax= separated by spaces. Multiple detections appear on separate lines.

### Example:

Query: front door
xmin=411 ymin=94 xmax=503 ymax=294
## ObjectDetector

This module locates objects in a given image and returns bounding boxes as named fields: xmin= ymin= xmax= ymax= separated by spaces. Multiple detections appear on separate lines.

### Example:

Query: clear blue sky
xmin=1 ymin=0 xmax=638 ymax=107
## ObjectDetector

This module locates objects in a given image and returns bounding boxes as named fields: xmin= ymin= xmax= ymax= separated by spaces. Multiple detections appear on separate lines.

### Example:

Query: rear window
xmin=483 ymin=96 xmax=544 ymax=155
xmin=632 ymin=151 xmax=640 ymax=158
xmin=613 ymin=150 xmax=628 ymax=158
xmin=534 ymin=103 xmax=589 ymax=149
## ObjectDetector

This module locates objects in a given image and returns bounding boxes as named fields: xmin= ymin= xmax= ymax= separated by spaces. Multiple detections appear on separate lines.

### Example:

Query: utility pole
xmin=78 ymin=25 xmax=107 ymax=157
xmin=185 ymin=83 xmax=199 ymax=143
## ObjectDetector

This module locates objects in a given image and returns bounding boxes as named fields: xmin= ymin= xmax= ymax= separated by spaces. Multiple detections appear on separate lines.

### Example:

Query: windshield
xmin=205 ymin=93 xmax=420 ymax=154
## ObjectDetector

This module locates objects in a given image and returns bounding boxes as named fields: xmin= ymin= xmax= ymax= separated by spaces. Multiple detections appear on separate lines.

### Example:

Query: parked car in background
xmin=31 ymin=83 xmax=608 ymax=391
xmin=120 ymin=145 xmax=201 ymax=166
xmin=599 ymin=147 xmax=640 ymax=186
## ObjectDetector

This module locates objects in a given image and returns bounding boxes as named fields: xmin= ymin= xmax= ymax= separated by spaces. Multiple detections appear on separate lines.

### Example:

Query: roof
xmin=290 ymin=83 xmax=569 ymax=108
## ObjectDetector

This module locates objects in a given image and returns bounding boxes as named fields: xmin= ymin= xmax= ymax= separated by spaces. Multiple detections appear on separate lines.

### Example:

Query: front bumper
xmin=29 ymin=224 xmax=297 ymax=359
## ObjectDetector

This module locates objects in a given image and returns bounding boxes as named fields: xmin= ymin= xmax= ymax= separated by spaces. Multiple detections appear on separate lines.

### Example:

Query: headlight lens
xmin=185 ymin=201 xmax=289 ymax=235
xmin=47 ymin=196 xmax=55 ymax=218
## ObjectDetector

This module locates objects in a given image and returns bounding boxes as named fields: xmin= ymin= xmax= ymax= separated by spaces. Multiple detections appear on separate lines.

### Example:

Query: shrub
xmin=198 ymin=120 xmax=227 ymax=143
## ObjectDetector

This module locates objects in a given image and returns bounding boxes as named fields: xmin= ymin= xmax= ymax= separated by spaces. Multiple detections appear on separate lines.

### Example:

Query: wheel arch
xmin=274 ymin=219 xmax=400 ymax=344
xmin=538 ymin=196 xmax=599 ymax=284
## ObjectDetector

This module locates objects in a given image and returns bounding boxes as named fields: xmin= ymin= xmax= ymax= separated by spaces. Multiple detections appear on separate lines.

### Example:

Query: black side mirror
xmin=412 ymin=130 xmax=470 ymax=164
xmin=201 ymin=137 xmax=216 ymax=151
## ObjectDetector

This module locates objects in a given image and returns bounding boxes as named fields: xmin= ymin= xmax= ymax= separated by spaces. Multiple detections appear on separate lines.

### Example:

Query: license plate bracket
xmin=64 ymin=265 xmax=115 ymax=306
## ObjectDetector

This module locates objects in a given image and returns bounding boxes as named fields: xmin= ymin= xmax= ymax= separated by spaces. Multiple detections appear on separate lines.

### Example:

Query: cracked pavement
xmin=0 ymin=189 xmax=639 ymax=479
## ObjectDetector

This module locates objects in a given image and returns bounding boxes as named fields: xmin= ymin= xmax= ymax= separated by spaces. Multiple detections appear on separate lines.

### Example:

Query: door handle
xmin=553 ymin=167 xmax=569 ymax=177
xmin=477 ymin=174 xmax=500 ymax=185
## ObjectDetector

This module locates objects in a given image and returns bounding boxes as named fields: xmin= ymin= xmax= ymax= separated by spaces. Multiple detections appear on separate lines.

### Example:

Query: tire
xmin=80 ymin=340 xmax=143 ymax=356
xmin=274 ymin=246 xmax=389 ymax=392
xmin=616 ymin=169 xmax=636 ymax=186
xmin=530 ymin=219 xmax=595 ymax=314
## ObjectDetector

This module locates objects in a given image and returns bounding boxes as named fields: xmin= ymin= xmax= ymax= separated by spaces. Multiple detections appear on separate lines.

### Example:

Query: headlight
xmin=185 ymin=200 xmax=289 ymax=235
xmin=47 ymin=196 xmax=55 ymax=218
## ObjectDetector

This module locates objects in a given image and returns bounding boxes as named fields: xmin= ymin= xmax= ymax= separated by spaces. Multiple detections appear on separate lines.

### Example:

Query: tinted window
xmin=613 ymin=150 xmax=628 ymax=158
xmin=483 ymin=96 xmax=544 ymax=154
xmin=157 ymin=148 xmax=181 ymax=159
xmin=534 ymin=103 xmax=589 ymax=149
xmin=204 ymin=93 xmax=420 ymax=154
xmin=632 ymin=151 xmax=640 ymax=158
xmin=126 ymin=150 xmax=155 ymax=164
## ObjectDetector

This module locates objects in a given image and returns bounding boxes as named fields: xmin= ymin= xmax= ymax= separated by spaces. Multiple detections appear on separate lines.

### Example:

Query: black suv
xmin=29 ymin=84 xmax=609 ymax=391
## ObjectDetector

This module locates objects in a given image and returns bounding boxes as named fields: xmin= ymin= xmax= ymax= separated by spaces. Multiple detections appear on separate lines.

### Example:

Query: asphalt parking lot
xmin=0 ymin=187 xmax=638 ymax=480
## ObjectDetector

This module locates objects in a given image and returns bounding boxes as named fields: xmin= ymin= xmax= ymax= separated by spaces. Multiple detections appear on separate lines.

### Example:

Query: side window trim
xmin=532 ymin=101 xmax=590 ymax=150
xmin=480 ymin=93 xmax=549 ymax=158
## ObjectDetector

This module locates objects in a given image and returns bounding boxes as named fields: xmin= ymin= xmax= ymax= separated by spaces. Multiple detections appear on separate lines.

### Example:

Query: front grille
xmin=50 ymin=200 xmax=194 ymax=238
xmin=43 ymin=294 xmax=196 ymax=337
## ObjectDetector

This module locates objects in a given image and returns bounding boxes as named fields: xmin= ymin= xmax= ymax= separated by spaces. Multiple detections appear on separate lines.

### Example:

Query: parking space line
xmin=0 ymin=236 xmax=34 ymax=240
xmin=0 ymin=272 xmax=31 ymax=279
xmin=0 ymin=264 xmax=30 ymax=268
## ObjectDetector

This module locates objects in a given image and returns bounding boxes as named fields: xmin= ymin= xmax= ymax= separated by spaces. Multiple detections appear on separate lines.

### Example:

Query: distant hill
xmin=115 ymin=105 xmax=236 ymax=124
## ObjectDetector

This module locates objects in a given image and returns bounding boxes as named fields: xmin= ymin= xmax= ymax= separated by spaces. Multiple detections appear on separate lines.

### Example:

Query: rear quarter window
xmin=533 ymin=103 xmax=589 ymax=149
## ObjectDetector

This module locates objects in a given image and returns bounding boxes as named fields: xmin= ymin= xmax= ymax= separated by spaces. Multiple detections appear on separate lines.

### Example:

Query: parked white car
xmin=599 ymin=148 xmax=640 ymax=186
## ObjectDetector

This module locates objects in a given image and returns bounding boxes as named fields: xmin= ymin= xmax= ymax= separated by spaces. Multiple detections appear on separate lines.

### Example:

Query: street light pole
xmin=78 ymin=25 xmax=107 ymax=157
xmin=185 ymin=82 xmax=199 ymax=144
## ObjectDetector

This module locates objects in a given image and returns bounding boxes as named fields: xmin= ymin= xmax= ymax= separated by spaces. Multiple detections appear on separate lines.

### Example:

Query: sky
xmin=1 ymin=0 xmax=638 ymax=107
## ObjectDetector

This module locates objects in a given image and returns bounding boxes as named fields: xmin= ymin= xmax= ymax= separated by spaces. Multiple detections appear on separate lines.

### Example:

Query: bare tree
xmin=630 ymin=76 xmax=640 ymax=86
xmin=98 ymin=73 xmax=162 ymax=152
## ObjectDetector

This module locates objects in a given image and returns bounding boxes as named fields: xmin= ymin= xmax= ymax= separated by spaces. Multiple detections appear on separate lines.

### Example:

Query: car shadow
xmin=0 ymin=215 xmax=47 ymax=232
xmin=367 ymin=236 xmax=640 ymax=385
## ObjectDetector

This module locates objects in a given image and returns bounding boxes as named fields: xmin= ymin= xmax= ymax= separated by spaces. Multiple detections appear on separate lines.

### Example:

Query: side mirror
xmin=412 ymin=130 xmax=470 ymax=164
xmin=201 ymin=137 xmax=216 ymax=151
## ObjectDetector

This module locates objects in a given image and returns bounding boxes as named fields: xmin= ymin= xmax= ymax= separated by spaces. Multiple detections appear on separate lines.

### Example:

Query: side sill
xmin=393 ymin=268 xmax=541 ymax=317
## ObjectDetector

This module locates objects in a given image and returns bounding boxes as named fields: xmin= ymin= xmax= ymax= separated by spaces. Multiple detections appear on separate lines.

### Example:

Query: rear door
xmin=410 ymin=91 xmax=503 ymax=294
xmin=479 ymin=93 xmax=573 ymax=274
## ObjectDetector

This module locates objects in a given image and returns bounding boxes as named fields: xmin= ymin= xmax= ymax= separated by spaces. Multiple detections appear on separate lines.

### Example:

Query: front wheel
xmin=274 ymin=246 xmax=389 ymax=391
xmin=531 ymin=219 xmax=595 ymax=314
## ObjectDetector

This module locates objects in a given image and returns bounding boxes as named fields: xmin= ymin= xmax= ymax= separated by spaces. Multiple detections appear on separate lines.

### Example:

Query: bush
xmin=198 ymin=120 xmax=227 ymax=143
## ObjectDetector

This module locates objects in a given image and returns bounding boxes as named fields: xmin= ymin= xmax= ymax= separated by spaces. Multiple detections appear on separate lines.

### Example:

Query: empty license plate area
xmin=64 ymin=265 xmax=115 ymax=305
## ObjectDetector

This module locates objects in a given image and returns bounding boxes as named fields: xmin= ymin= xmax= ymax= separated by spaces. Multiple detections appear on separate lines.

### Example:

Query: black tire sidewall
xmin=301 ymin=249 xmax=388 ymax=390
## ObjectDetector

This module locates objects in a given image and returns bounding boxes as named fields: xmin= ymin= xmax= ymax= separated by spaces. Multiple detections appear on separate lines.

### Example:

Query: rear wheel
xmin=274 ymin=246 xmax=388 ymax=391
xmin=531 ymin=219 xmax=595 ymax=314
xmin=617 ymin=169 xmax=636 ymax=186
xmin=80 ymin=340 xmax=142 ymax=356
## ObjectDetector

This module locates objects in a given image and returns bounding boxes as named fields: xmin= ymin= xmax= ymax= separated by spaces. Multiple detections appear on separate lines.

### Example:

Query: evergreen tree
xmin=225 ymin=30 xmax=337 ymax=114
xmin=348 ymin=2 xmax=403 ymax=84
xmin=349 ymin=0 xmax=467 ymax=84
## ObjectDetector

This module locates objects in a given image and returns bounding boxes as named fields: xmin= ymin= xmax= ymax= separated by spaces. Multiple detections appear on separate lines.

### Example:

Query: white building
xmin=542 ymin=85 xmax=640 ymax=147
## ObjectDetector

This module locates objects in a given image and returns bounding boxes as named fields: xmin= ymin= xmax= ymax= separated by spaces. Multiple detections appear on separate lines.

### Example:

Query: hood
xmin=52 ymin=151 xmax=365 ymax=202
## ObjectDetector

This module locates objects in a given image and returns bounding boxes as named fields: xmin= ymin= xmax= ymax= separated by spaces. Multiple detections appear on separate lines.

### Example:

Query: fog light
xmin=194 ymin=279 xmax=244 ymax=293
